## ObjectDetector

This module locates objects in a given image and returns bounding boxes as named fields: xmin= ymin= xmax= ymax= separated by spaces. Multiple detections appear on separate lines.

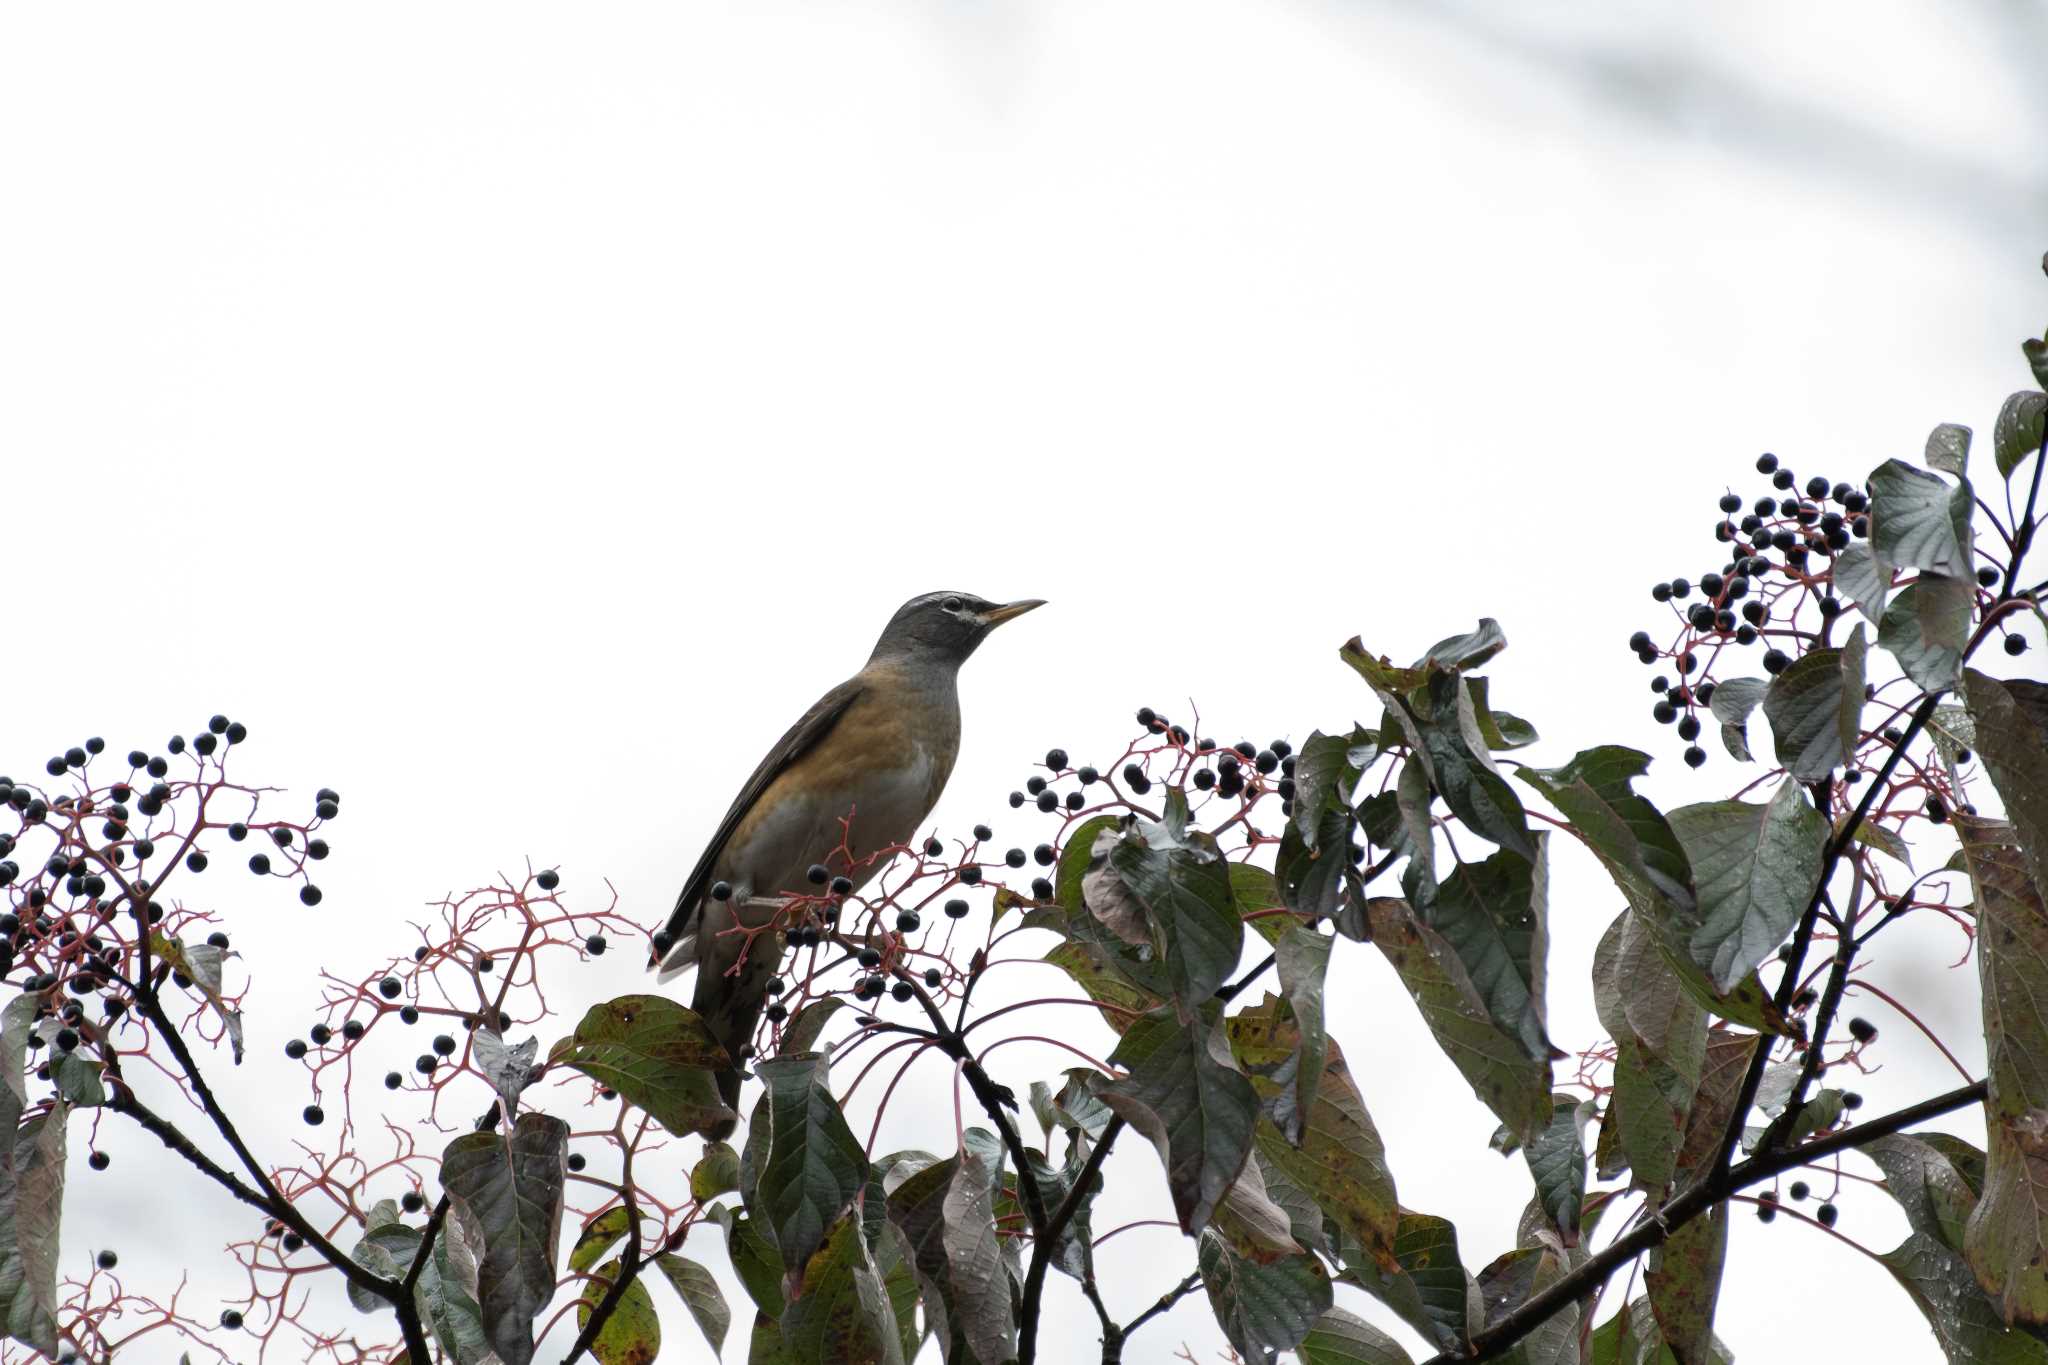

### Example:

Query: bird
xmin=651 ymin=590 xmax=1044 ymax=1136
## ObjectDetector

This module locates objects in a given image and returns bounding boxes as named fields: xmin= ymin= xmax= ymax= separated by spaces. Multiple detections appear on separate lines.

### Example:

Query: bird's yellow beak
xmin=982 ymin=598 xmax=1046 ymax=626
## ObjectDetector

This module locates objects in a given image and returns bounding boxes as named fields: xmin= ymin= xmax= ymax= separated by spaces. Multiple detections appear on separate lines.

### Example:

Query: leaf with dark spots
xmin=574 ymin=1259 xmax=660 ymax=1365
xmin=547 ymin=994 xmax=732 ymax=1138
xmin=1103 ymin=1003 xmax=1259 ymax=1235
xmin=1673 ymin=1031 xmax=1758 ymax=1180
xmin=1965 ymin=671 xmax=2048 ymax=899
xmin=1296 ymin=1307 xmax=1417 ymax=1365
xmin=1336 ymin=1207 xmax=1478 ymax=1354
xmin=1042 ymin=940 xmax=1159 ymax=1035
xmin=1956 ymin=816 xmax=2048 ymax=1326
xmin=777 ymin=1214 xmax=906 ymax=1365
xmin=1646 ymin=1203 xmax=1727 ymax=1365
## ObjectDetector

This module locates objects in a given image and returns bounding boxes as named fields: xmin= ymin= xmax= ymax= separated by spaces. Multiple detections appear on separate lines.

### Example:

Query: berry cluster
xmin=1626 ymin=453 xmax=1876 ymax=768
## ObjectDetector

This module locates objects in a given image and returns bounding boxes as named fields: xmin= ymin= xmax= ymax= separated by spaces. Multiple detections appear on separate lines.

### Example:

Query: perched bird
xmin=652 ymin=590 xmax=1043 ymax=1135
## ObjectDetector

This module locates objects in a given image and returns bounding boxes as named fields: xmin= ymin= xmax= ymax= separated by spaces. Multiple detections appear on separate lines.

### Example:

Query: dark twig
xmin=1019 ymin=1116 xmax=1127 ymax=1364
xmin=1424 ymin=1078 xmax=1987 ymax=1365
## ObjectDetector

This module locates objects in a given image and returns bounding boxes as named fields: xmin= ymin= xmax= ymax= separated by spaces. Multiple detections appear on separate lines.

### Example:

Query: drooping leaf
xmin=1645 ymin=1204 xmax=1727 ymax=1365
xmin=148 ymin=933 xmax=245 ymax=1063
xmin=1273 ymin=926 xmax=1333 ymax=1141
xmin=1042 ymin=939 xmax=1158 ymax=1034
xmin=1466 ymin=677 xmax=1538 ymax=750
xmin=1523 ymin=1095 xmax=1593 ymax=1247
xmin=1198 ymin=1227 xmax=1334 ymax=1361
xmin=1055 ymin=814 xmax=1122 ymax=915
xmin=721 ymin=1210 xmax=784 ymax=1317
xmin=547 ymin=995 xmax=732 ymax=1138
xmin=1337 ymin=1207 xmax=1478 ymax=1354
xmin=1229 ymin=1003 xmax=1399 ymax=1270
xmin=693 ymin=1141 xmax=741 ymax=1201
xmin=1670 ymin=778 xmax=1827 ymax=994
xmin=1832 ymin=543 xmax=1893 ymax=624
xmin=885 ymin=1131 xmax=1014 ymax=1365
xmin=1884 ymin=1230 xmax=2048 ymax=1365
xmin=1867 ymin=1133 xmax=1981 ymax=1253
xmin=1517 ymin=748 xmax=1783 ymax=1034
xmin=1927 ymin=422 xmax=1974 ymax=476
xmin=575 ymin=1258 xmax=661 ymax=1365
xmin=1406 ymin=671 xmax=1538 ymax=862
xmin=1956 ymin=817 xmax=2048 ymax=1326
xmin=1293 ymin=730 xmax=1363 ymax=842
xmin=654 ymin=1254 xmax=732 ymax=1358
xmin=742 ymin=1053 xmax=868 ymax=1279
xmin=1868 ymin=457 xmax=1974 ymax=579
xmin=1589 ymin=1297 xmax=1735 ymax=1365
xmin=1103 ymin=1003 xmax=1259 ymax=1235
xmin=777 ymin=1214 xmax=906 ymax=1365
xmin=1231 ymin=863 xmax=1300 ymax=945
xmin=1296 ymin=1306 xmax=1417 ymax=1365
xmin=1107 ymin=817 xmax=1244 ymax=1010
xmin=568 ymin=1207 xmax=632 ymax=1274
xmin=1278 ymin=803 xmax=1353 ymax=925
xmin=0 ymin=1100 xmax=66 ymax=1357
xmin=1475 ymin=1244 xmax=1577 ymax=1365
xmin=780 ymin=998 xmax=848 ymax=1056
xmin=1880 ymin=576 xmax=1971 ymax=693
xmin=1996 ymin=391 xmax=2048 ymax=481
xmin=1417 ymin=839 xmax=1553 ymax=1063
xmin=1367 ymin=895 xmax=1551 ymax=1145
xmin=1672 ymin=1031 xmax=1759 ymax=1179
xmin=1965 ymin=671 xmax=2048 ymax=898
xmin=437 ymin=1113 xmax=568 ymax=1365
xmin=1762 ymin=626 xmax=1866 ymax=781
xmin=472 ymin=1028 xmax=540 ymax=1118
xmin=1212 ymin=1150 xmax=1305 ymax=1261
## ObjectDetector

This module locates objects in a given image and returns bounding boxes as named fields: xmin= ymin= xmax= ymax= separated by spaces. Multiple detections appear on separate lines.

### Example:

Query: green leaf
xmin=1229 ymin=1007 xmax=1400 ymax=1270
xmin=1231 ymin=863 xmax=1298 ymax=946
xmin=742 ymin=1053 xmax=868 ymax=1280
xmin=1762 ymin=626 xmax=1866 ymax=780
xmin=1965 ymin=671 xmax=2048 ymax=899
xmin=1523 ymin=1095 xmax=1593 ymax=1247
xmin=569 ymin=1207 xmax=632 ymax=1274
xmin=418 ymin=1205 xmax=491 ymax=1365
xmin=722 ymin=1211 xmax=784 ymax=1317
xmin=437 ymin=1113 xmax=568 ymax=1365
xmin=654 ymin=1254 xmax=731 ymax=1358
xmin=575 ymin=1258 xmax=661 ymax=1365
xmin=2027 ymin=336 xmax=2048 ymax=392
xmin=1884 ymin=1230 xmax=2048 ymax=1365
xmin=48 ymin=1050 xmax=105 ymax=1108
xmin=0 ymin=996 xmax=36 ymax=1105
xmin=1645 ymin=1203 xmax=1727 ymax=1365
xmin=472 ymin=1028 xmax=539 ymax=1118
xmin=1928 ymin=423 xmax=1974 ymax=476
xmin=1339 ymin=1208 xmax=1478 ymax=1353
xmin=1042 ymin=939 xmax=1158 ymax=1034
xmin=1297 ymin=1307 xmax=1417 ymax=1364
xmin=1867 ymin=1133 xmax=1980 ymax=1252
xmin=777 ymin=1214 xmax=906 ymax=1365
xmin=547 ymin=994 xmax=732 ymax=1138
xmin=1273 ymin=926 xmax=1333 ymax=1141
xmin=779 ymin=998 xmax=847 ymax=1057
xmin=693 ymin=1141 xmax=741 ymax=1201
xmin=1105 ymin=817 xmax=1244 ymax=1010
xmin=1670 ymin=778 xmax=1827 ymax=993
xmin=1996 ymin=391 xmax=2048 ymax=481
xmin=1956 ymin=817 xmax=2048 ymax=1326
xmin=1869 ymin=457 xmax=1974 ymax=579
xmin=1476 ymin=1244 xmax=1577 ymax=1365
xmin=1467 ymin=677 xmax=1538 ymax=750
xmin=1055 ymin=813 xmax=1122 ymax=916
xmin=1367 ymin=895 xmax=1551 ymax=1145
xmin=1525 ymin=751 xmax=1783 ymax=1033
xmin=1418 ymin=839 xmax=1554 ymax=1063
xmin=1103 ymin=1003 xmax=1259 ymax=1235
xmin=1589 ymin=1297 xmax=1735 ymax=1365
xmin=1278 ymin=804 xmax=1354 ymax=925
xmin=1420 ymin=619 xmax=1509 ymax=672
xmin=1197 ymin=1227 xmax=1333 ymax=1360
xmin=1293 ymin=730 xmax=1364 ymax=841
xmin=1408 ymin=671 xmax=1538 ymax=862
xmin=1211 ymin=1149 xmax=1305 ymax=1260
xmin=1880 ymin=576 xmax=1971 ymax=693
xmin=885 ymin=1132 xmax=1014 ymax=1365
xmin=0 ymin=1100 xmax=66 ymax=1357
xmin=1832 ymin=544 xmax=1893 ymax=624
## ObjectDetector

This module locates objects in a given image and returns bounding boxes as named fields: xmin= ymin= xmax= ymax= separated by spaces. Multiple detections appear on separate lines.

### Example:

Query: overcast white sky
xmin=4 ymin=2 xmax=2046 ymax=1362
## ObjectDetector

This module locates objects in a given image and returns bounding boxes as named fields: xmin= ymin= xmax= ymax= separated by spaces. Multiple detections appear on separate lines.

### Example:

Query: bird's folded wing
xmin=653 ymin=674 xmax=867 ymax=960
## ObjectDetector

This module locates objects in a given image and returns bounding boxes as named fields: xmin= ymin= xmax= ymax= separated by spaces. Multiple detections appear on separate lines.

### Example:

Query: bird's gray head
xmin=868 ymin=591 xmax=1045 ymax=667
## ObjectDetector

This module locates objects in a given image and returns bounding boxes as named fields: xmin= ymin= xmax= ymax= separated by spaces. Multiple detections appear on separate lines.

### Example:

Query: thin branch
xmin=1018 ymin=1117 xmax=1127 ymax=1365
xmin=1426 ymin=1079 xmax=1987 ymax=1365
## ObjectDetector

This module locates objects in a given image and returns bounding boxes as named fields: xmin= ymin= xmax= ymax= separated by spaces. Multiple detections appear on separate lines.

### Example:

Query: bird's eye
xmin=942 ymin=597 xmax=964 ymax=612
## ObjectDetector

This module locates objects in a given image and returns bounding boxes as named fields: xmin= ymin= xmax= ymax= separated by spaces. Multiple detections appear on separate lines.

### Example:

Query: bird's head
xmin=869 ymin=591 xmax=1045 ymax=667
